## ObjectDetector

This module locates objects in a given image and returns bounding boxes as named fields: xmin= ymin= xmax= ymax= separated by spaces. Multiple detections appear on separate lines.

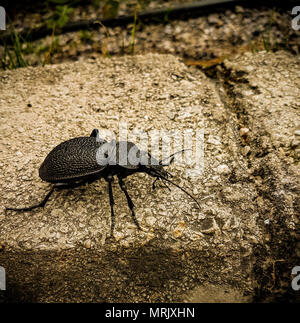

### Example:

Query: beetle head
xmin=144 ymin=163 xmax=170 ymax=179
xmin=142 ymin=150 xmax=200 ymax=208
xmin=140 ymin=152 xmax=172 ymax=180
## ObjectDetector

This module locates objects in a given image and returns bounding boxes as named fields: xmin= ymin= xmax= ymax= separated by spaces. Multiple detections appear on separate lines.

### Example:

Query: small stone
xmin=207 ymin=136 xmax=221 ymax=145
xmin=241 ymin=146 xmax=251 ymax=156
xmin=239 ymin=127 xmax=249 ymax=137
xmin=120 ymin=240 xmax=130 ymax=248
xmin=173 ymin=221 xmax=185 ymax=238
xmin=235 ymin=5 xmax=244 ymax=13
xmin=198 ymin=213 xmax=206 ymax=220
xmin=244 ymin=66 xmax=254 ymax=73
xmin=51 ymin=209 xmax=64 ymax=217
xmin=291 ymin=138 xmax=300 ymax=148
xmin=294 ymin=130 xmax=300 ymax=136
xmin=164 ymin=25 xmax=173 ymax=35
xmin=18 ymin=127 xmax=25 ymax=133
xmin=174 ymin=26 xmax=182 ymax=34
xmin=145 ymin=216 xmax=156 ymax=226
xmin=84 ymin=240 xmax=91 ymax=248
xmin=207 ymin=14 xmax=223 ymax=26
xmin=216 ymin=164 xmax=231 ymax=175
xmin=114 ymin=231 xmax=124 ymax=242
xmin=167 ymin=111 xmax=176 ymax=120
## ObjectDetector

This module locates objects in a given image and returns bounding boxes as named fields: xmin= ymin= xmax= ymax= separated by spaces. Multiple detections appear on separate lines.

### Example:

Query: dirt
xmin=1 ymin=4 xmax=298 ymax=69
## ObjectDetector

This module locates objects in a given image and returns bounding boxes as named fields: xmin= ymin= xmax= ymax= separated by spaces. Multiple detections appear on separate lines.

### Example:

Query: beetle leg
xmin=6 ymin=187 xmax=56 ymax=212
xmin=5 ymin=180 xmax=89 ymax=213
xmin=118 ymin=176 xmax=141 ymax=231
xmin=106 ymin=177 xmax=115 ymax=236
xmin=152 ymin=178 xmax=171 ymax=191
xmin=161 ymin=180 xmax=171 ymax=191
xmin=152 ymin=177 xmax=159 ymax=190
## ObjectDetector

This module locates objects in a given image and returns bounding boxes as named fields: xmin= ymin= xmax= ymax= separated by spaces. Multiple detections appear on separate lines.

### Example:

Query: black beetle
xmin=6 ymin=129 xmax=200 ymax=236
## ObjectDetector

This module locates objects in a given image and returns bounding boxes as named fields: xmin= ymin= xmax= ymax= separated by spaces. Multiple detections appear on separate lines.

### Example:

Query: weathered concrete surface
xmin=216 ymin=51 xmax=300 ymax=302
xmin=0 ymin=52 xmax=299 ymax=302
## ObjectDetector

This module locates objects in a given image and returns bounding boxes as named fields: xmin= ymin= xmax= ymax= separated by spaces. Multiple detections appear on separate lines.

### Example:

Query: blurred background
xmin=0 ymin=0 xmax=299 ymax=72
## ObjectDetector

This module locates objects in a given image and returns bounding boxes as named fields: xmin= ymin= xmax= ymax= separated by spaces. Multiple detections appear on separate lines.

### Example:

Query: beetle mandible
xmin=6 ymin=129 xmax=200 ymax=236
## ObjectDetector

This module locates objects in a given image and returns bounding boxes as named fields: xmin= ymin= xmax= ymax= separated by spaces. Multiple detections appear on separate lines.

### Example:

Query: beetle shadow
xmin=0 ymin=237 xmax=196 ymax=302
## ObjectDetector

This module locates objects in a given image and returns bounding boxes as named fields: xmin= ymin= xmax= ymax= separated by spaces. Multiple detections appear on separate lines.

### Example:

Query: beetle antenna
xmin=152 ymin=178 xmax=172 ymax=192
xmin=159 ymin=149 xmax=192 ymax=165
xmin=152 ymin=170 xmax=200 ymax=208
xmin=162 ymin=176 xmax=200 ymax=208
